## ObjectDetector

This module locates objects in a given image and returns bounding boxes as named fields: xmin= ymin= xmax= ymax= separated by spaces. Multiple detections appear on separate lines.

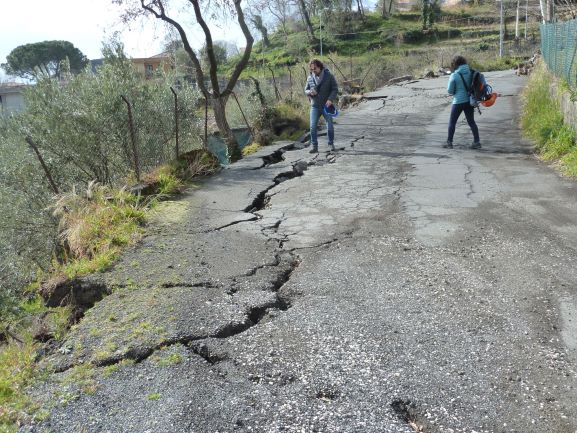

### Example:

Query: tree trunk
xmin=262 ymin=30 xmax=270 ymax=48
xmin=212 ymin=96 xmax=241 ymax=162
xmin=356 ymin=0 xmax=366 ymax=21
xmin=251 ymin=15 xmax=270 ymax=48
xmin=297 ymin=0 xmax=318 ymax=47
xmin=382 ymin=0 xmax=388 ymax=17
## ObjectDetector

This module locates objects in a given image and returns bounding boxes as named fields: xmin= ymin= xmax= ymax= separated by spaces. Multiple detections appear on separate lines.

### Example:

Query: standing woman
xmin=304 ymin=59 xmax=339 ymax=153
xmin=444 ymin=55 xmax=481 ymax=149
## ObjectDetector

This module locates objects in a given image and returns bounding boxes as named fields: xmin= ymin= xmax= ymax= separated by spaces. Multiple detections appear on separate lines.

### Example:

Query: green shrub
xmin=561 ymin=148 xmax=577 ymax=176
xmin=0 ymin=339 xmax=42 ymax=429
xmin=147 ymin=165 xmax=185 ymax=195
xmin=542 ymin=125 xmax=576 ymax=161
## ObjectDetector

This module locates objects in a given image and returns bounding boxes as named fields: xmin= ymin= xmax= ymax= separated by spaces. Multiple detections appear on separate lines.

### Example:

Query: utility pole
xmin=319 ymin=8 xmax=329 ymax=57
xmin=525 ymin=0 xmax=528 ymax=39
xmin=320 ymin=9 xmax=323 ymax=56
xmin=499 ymin=0 xmax=504 ymax=57
xmin=515 ymin=0 xmax=520 ymax=39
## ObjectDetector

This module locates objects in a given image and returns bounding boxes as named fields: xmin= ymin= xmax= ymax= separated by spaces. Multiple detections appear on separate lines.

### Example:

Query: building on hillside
xmin=90 ymin=58 xmax=104 ymax=73
xmin=0 ymin=83 xmax=28 ymax=114
xmin=89 ymin=53 xmax=174 ymax=79
xmin=131 ymin=52 xmax=174 ymax=78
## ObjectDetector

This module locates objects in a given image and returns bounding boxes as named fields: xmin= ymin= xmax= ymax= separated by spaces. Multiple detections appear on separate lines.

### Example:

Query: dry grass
xmin=49 ymin=182 xmax=146 ymax=279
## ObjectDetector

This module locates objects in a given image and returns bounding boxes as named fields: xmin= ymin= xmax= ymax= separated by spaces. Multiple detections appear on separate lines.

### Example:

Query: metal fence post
xmin=287 ymin=66 xmax=293 ymax=101
xmin=204 ymin=96 xmax=208 ymax=150
xmin=170 ymin=87 xmax=179 ymax=159
xmin=121 ymin=95 xmax=140 ymax=182
xmin=267 ymin=66 xmax=282 ymax=101
xmin=232 ymin=91 xmax=253 ymax=137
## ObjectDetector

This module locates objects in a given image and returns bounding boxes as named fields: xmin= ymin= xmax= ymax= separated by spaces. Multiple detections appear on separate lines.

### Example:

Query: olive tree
xmin=0 ymin=42 xmax=203 ymax=307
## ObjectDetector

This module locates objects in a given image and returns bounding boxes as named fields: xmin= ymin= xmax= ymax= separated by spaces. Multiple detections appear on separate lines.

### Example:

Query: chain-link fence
xmin=541 ymin=18 xmax=577 ymax=87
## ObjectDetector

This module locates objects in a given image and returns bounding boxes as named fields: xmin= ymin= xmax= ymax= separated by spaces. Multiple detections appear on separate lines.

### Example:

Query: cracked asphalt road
xmin=27 ymin=70 xmax=577 ymax=433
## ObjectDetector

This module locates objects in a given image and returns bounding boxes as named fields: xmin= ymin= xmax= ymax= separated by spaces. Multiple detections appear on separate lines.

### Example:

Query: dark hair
xmin=451 ymin=55 xmax=467 ymax=71
xmin=309 ymin=59 xmax=324 ymax=70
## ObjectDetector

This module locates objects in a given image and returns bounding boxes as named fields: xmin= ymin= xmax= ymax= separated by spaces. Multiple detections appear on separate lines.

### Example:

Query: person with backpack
xmin=444 ymin=55 xmax=481 ymax=149
xmin=305 ymin=59 xmax=339 ymax=153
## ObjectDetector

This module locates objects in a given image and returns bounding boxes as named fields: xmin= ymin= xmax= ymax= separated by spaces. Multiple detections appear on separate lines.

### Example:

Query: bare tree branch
xmin=139 ymin=0 xmax=209 ymax=97
xmin=224 ymin=0 xmax=254 ymax=97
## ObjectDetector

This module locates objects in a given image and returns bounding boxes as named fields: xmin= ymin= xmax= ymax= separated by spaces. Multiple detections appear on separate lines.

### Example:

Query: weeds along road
xmin=27 ymin=70 xmax=577 ymax=433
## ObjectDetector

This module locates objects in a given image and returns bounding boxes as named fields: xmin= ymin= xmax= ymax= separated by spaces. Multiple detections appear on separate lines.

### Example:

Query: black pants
xmin=447 ymin=102 xmax=479 ymax=143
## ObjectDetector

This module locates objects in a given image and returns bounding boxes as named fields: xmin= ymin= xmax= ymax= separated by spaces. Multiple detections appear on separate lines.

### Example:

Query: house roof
xmin=150 ymin=52 xmax=171 ymax=59
xmin=131 ymin=53 xmax=171 ymax=62
xmin=0 ymin=82 xmax=30 ymax=94
xmin=90 ymin=58 xmax=104 ymax=72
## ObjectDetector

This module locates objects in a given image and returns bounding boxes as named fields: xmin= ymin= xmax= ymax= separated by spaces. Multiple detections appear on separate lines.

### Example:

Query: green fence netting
xmin=207 ymin=128 xmax=252 ymax=165
xmin=541 ymin=19 xmax=577 ymax=87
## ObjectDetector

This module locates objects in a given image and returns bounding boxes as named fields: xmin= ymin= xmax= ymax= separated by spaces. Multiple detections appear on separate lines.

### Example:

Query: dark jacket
xmin=304 ymin=68 xmax=338 ymax=108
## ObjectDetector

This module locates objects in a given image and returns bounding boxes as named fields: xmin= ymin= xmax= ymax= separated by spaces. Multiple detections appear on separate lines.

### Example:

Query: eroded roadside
xmin=41 ymin=141 xmax=345 ymax=372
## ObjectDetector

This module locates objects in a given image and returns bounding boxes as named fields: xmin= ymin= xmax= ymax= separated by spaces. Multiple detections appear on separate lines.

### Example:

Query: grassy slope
xmin=521 ymin=61 xmax=577 ymax=176
xmin=222 ymin=6 xmax=539 ymax=87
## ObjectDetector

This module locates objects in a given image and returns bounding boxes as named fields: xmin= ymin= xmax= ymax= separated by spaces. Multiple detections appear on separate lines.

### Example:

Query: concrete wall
xmin=0 ymin=89 xmax=25 ymax=114
xmin=558 ymin=89 xmax=577 ymax=134
xmin=549 ymin=80 xmax=577 ymax=135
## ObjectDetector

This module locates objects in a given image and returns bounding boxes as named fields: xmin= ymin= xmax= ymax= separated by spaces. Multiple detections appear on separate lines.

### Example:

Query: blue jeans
xmin=447 ymin=102 xmax=480 ymax=143
xmin=310 ymin=106 xmax=334 ymax=149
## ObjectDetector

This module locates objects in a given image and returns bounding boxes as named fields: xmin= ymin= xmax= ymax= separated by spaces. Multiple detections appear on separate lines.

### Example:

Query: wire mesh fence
xmin=19 ymin=80 xmax=206 ymax=187
xmin=117 ymin=86 xmax=205 ymax=180
xmin=541 ymin=18 xmax=577 ymax=87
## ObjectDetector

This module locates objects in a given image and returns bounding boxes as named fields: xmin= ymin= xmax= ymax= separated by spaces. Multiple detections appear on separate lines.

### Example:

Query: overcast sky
xmin=0 ymin=0 xmax=246 ymax=80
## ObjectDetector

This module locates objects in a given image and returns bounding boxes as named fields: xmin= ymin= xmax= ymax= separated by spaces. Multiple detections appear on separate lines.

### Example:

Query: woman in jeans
xmin=444 ymin=55 xmax=481 ymax=149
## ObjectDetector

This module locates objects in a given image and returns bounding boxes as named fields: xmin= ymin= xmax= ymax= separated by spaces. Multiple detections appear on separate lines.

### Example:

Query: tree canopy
xmin=1 ymin=40 xmax=89 ymax=81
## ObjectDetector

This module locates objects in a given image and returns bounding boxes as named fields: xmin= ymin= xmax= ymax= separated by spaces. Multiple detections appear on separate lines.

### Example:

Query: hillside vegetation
xmin=220 ymin=5 xmax=539 ymax=94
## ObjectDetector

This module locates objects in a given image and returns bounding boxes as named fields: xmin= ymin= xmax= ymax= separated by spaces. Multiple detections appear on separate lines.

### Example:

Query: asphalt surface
xmin=25 ymin=70 xmax=577 ymax=433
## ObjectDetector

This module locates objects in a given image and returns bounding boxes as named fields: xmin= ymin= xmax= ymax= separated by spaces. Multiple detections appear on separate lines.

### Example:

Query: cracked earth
xmin=24 ymin=70 xmax=577 ymax=433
